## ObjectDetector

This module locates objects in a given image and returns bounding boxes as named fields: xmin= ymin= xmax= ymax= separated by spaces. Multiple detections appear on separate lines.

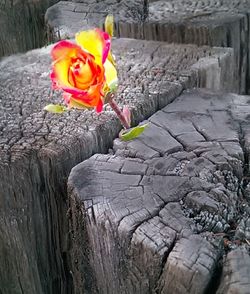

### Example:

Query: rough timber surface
xmin=68 ymin=88 xmax=250 ymax=294
xmin=45 ymin=0 xmax=148 ymax=42
xmin=0 ymin=39 xmax=231 ymax=294
xmin=218 ymin=247 xmax=250 ymax=294
xmin=45 ymin=0 xmax=250 ymax=94
xmin=147 ymin=0 xmax=250 ymax=94
xmin=0 ymin=0 xmax=59 ymax=57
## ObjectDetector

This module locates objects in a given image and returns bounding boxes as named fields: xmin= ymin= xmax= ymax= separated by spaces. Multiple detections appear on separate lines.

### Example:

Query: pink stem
xmin=108 ymin=97 xmax=130 ymax=129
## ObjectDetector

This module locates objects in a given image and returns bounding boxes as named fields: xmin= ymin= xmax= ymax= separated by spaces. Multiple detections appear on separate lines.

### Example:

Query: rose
xmin=46 ymin=18 xmax=148 ymax=141
xmin=50 ymin=29 xmax=117 ymax=112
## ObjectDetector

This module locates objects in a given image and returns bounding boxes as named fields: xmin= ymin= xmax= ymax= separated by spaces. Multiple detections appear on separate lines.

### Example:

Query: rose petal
xmin=50 ymin=35 xmax=106 ymax=113
xmin=70 ymin=83 xmax=103 ymax=108
xmin=73 ymin=59 xmax=99 ymax=89
xmin=69 ymin=97 xmax=91 ymax=109
xmin=52 ymin=57 xmax=100 ymax=97
xmin=104 ymin=58 xmax=118 ymax=89
xmin=51 ymin=41 xmax=96 ymax=93
xmin=75 ymin=29 xmax=111 ymax=65
xmin=51 ymin=40 xmax=85 ymax=61
xmin=52 ymin=58 xmax=85 ymax=96
xmin=96 ymin=98 xmax=103 ymax=113
xmin=51 ymin=58 xmax=73 ymax=88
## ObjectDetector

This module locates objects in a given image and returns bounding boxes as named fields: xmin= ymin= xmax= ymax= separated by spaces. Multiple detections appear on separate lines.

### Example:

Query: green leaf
xmin=44 ymin=104 xmax=67 ymax=113
xmin=120 ymin=123 xmax=149 ymax=141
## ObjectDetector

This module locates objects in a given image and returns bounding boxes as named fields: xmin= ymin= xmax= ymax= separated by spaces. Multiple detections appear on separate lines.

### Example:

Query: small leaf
xmin=104 ymin=79 xmax=118 ymax=98
xmin=120 ymin=123 xmax=149 ymax=141
xmin=105 ymin=14 xmax=114 ymax=37
xmin=109 ymin=79 xmax=118 ymax=92
xmin=44 ymin=104 xmax=67 ymax=113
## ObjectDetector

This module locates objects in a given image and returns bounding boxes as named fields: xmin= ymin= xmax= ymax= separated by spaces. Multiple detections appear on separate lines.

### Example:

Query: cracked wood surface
xmin=68 ymin=88 xmax=250 ymax=294
xmin=0 ymin=40 xmax=230 ymax=293
xmin=45 ymin=0 xmax=250 ymax=94
xmin=0 ymin=40 xmax=233 ymax=164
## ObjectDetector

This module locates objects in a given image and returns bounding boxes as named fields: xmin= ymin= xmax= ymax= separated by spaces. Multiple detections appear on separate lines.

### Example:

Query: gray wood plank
xmin=68 ymin=88 xmax=250 ymax=293
xmin=0 ymin=0 xmax=59 ymax=57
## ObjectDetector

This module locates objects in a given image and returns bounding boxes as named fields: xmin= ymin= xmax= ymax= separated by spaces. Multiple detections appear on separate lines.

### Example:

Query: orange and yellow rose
xmin=50 ymin=28 xmax=117 ymax=112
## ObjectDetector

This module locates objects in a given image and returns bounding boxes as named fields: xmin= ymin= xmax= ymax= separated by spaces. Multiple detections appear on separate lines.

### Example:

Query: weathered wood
xmin=45 ymin=0 xmax=148 ymax=43
xmin=146 ymin=0 xmax=250 ymax=94
xmin=0 ymin=40 xmax=229 ymax=293
xmin=217 ymin=247 xmax=250 ymax=294
xmin=157 ymin=235 xmax=221 ymax=293
xmin=68 ymin=88 xmax=250 ymax=293
xmin=45 ymin=0 xmax=250 ymax=94
xmin=0 ymin=0 xmax=59 ymax=57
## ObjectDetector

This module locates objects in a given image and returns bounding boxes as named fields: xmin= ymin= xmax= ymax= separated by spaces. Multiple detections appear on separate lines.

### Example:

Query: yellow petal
xmin=53 ymin=58 xmax=72 ymax=88
xmin=75 ymin=29 xmax=110 ymax=65
xmin=51 ymin=40 xmax=82 ymax=61
xmin=69 ymin=98 xmax=91 ymax=109
xmin=104 ymin=59 xmax=118 ymax=92
xmin=72 ymin=61 xmax=95 ymax=89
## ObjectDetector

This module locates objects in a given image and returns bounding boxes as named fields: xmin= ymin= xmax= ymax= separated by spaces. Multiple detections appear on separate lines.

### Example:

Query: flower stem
xmin=108 ymin=95 xmax=130 ymax=129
